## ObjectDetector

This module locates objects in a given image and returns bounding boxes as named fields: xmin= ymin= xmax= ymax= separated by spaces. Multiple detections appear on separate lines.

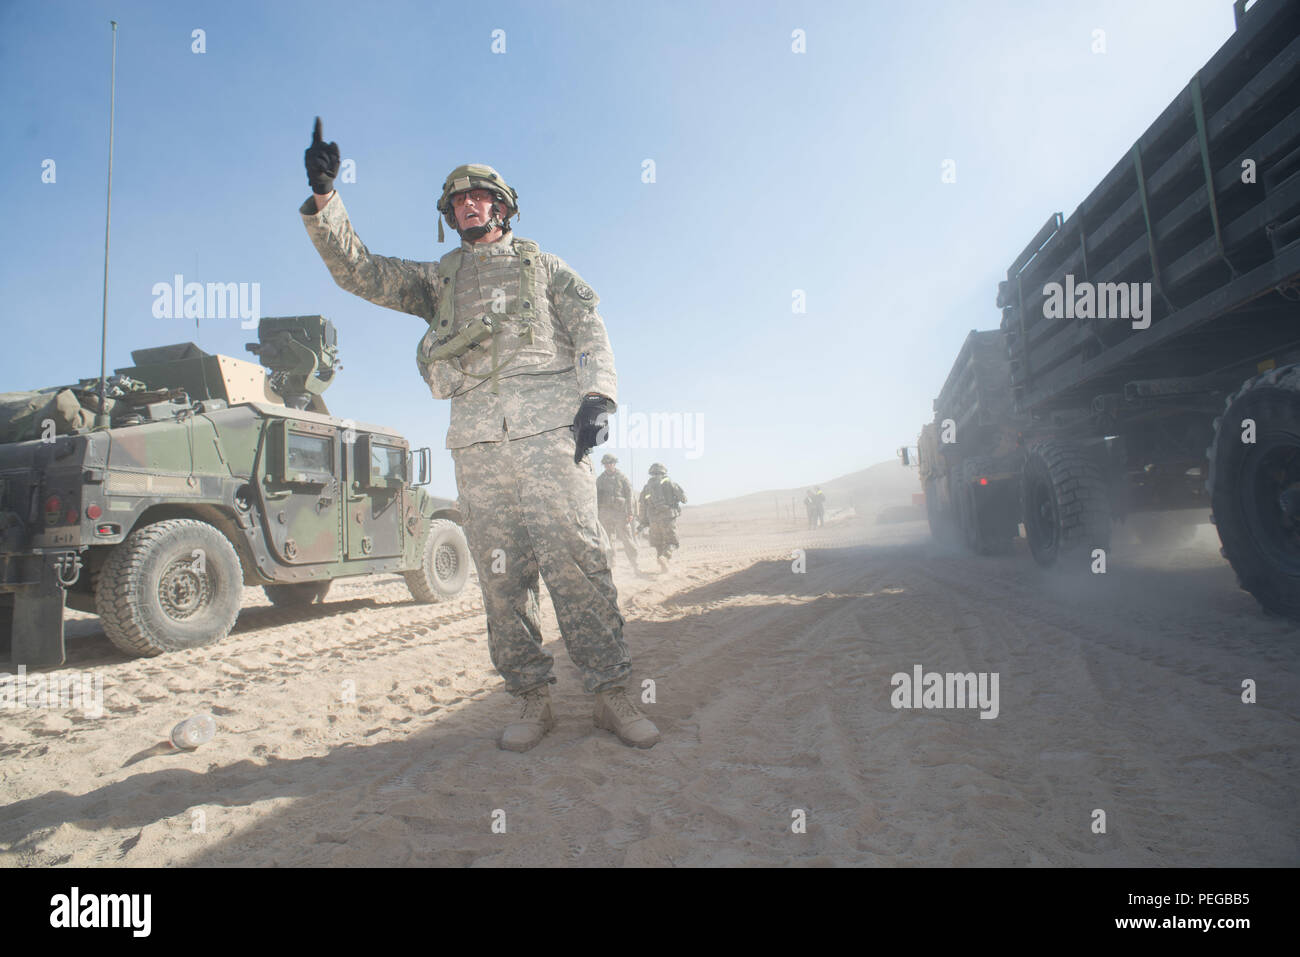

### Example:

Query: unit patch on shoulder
xmin=574 ymin=283 xmax=595 ymax=301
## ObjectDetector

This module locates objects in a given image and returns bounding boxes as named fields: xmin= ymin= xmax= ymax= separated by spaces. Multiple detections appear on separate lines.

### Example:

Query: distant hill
xmin=687 ymin=459 xmax=920 ymax=522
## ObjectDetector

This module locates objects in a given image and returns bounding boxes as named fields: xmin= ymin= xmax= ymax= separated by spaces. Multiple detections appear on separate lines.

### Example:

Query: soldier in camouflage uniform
xmin=638 ymin=463 xmax=686 ymax=571
xmin=299 ymin=119 xmax=659 ymax=751
xmin=595 ymin=454 xmax=639 ymax=572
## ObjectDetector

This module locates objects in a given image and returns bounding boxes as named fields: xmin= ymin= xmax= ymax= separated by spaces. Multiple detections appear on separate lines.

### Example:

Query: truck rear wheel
xmin=1206 ymin=365 xmax=1300 ymax=619
xmin=1021 ymin=440 xmax=1110 ymax=568
xmin=404 ymin=519 xmax=470 ymax=604
xmin=95 ymin=518 xmax=244 ymax=657
xmin=264 ymin=581 xmax=331 ymax=607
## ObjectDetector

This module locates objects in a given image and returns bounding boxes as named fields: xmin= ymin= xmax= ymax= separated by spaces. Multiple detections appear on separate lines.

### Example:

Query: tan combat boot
xmin=593 ymin=687 xmax=661 ymax=748
xmin=499 ymin=686 xmax=556 ymax=752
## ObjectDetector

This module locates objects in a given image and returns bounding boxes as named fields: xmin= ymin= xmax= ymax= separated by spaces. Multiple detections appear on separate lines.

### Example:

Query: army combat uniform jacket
xmin=640 ymin=476 xmax=686 ymax=551
xmin=596 ymin=469 xmax=635 ymax=517
xmin=640 ymin=476 xmax=686 ymax=522
xmin=300 ymin=192 xmax=618 ymax=448
xmin=300 ymin=191 xmax=631 ymax=696
xmin=595 ymin=468 xmax=638 ymax=568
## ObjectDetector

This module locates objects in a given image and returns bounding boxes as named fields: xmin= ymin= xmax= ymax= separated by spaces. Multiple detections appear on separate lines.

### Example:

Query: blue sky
xmin=1 ymin=0 xmax=1238 ymax=502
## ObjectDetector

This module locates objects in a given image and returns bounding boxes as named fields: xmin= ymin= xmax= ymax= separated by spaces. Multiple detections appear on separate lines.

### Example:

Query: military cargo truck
xmin=0 ymin=315 xmax=470 ymax=668
xmin=916 ymin=331 xmax=1028 ymax=555
xmin=913 ymin=0 xmax=1300 ymax=619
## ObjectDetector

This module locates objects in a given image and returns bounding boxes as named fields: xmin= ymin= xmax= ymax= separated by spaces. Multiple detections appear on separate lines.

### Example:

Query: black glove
xmin=570 ymin=394 xmax=615 ymax=464
xmin=305 ymin=117 xmax=341 ymax=196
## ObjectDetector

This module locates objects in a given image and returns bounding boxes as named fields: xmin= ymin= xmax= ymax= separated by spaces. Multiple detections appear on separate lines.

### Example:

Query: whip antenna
xmin=96 ymin=20 xmax=118 ymax=428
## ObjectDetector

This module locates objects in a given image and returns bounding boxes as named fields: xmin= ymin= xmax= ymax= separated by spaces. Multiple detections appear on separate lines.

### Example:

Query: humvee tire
xmin=264 ymin=581 xmax=332 ymax=607
xmin=404 ymin=519 xmax=470 ymax=603
xmin=95 ymin=518 xmax=244 ymax=657
xmin=1021 ymin=440 xmax=1110 ymax=568
xmin=1207 ymin=365 xmax=1300 ymax=619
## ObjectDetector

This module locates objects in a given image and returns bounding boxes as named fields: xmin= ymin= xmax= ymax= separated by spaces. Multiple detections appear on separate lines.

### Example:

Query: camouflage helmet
xmin=436 ymin=163 xmax=518 ymax=241
xmin=601 ymin=454 xmax=618 ymax=465
xmin=649 ymin=462 xmax=667 ymax=475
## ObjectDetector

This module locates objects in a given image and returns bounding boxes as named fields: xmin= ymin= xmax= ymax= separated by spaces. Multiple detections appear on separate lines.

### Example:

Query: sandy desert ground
xmin=0 ymin=467 xmax=1296 ymax=867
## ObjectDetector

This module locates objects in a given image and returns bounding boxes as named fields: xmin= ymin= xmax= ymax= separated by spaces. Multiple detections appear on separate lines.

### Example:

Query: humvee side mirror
xmin=409 ymin=447 xmax=431 ymax=487
xmin=898 ymin=447 xmax=911 ymax=466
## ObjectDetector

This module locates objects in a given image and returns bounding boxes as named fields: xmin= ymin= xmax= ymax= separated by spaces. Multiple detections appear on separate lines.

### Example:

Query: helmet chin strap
xmin=457 ymin=203 xmax=510 ymax=242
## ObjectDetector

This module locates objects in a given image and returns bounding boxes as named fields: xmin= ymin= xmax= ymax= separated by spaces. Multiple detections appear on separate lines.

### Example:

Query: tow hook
xmin=53 ymin=551 xmax=82 ymax=587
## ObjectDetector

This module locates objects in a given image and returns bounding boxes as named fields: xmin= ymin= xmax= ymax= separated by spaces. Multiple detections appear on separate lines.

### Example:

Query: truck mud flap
xmin=1 ymin=583 xmax=68 ymax=670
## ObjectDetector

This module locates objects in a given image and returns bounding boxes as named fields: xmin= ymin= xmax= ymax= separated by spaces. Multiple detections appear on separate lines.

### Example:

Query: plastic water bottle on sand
xmin=170 ymin=714 xmax=215 ymax=750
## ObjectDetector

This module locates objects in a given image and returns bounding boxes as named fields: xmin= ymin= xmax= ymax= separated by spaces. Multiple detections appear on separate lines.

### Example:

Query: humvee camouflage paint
xmin=0 ymin=316 xmax=470 ymax=667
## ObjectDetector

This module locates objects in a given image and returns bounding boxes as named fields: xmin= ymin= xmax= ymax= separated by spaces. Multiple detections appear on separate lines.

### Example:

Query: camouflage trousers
xmin=452 ymin=427 xmax=631 ymax=695
xmin=647 ymin=520 xmax=679 ymax=559
xmin=645 ymin=506 xmax=679 ymax=558
xmin=598 ymin=506 xmax=638 ymax=567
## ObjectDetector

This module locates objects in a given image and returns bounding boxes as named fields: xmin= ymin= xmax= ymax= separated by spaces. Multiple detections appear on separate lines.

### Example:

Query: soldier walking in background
xmin=804 ymin=489 xmax=817 ymax=529
xmin=299 ymin=120 xmax=659 ymax=751
xmin=813 ymin=486 xmax=826 ymax=527
xmin=638 ymin=463 xmax=686 ymax=571
xmin=596 ymin=453 xmax=639 ymax=573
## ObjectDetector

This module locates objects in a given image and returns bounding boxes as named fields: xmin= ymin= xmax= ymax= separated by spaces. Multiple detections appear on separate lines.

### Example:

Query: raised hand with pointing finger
xmin=304 ymin=117 xmax=340 ymax=196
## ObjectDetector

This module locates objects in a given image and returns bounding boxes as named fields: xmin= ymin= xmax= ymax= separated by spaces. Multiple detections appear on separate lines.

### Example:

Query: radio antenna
xmin=96 ymin=20 xmax=118 ymax=428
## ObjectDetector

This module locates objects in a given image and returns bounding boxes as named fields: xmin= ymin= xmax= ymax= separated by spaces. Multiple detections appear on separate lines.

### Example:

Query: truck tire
xmin=925 ymin=476 xmax=959 ymax=544
xmin=264 ymin=581 xmax=331 ymax=607
xmin=95 ymin=518 xmax=244 ymax=657
xmin=1206 ymin=365 xmax=1300 ymax=619
xmin=404 ymin=519 xmax=470 ymax=604
xmin=959 ymin=458 xmax=1015 ymax=555
xmin=1021 ymin=440 xmax=1111 ymax=568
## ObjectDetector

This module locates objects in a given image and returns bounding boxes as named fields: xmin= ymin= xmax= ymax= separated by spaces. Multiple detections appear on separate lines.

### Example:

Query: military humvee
xmin=0 ymin=315 xmax=470 ymax=668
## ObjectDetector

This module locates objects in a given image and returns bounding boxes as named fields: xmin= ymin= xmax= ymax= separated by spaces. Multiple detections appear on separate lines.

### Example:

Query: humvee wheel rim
xmin=159 ymin=557 xmax=212 ymax=620
xmin=434 ymin=541 xmax=459 ymax=581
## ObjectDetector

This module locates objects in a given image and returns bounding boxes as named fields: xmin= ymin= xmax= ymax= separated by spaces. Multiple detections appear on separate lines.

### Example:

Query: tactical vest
xmin=596 ymin=470 xmax=631 ymax=508
xmin=415 ymin=237 xmax=545 ymax=395
xmin=646 ymin=477 xmax=682 ymax=509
